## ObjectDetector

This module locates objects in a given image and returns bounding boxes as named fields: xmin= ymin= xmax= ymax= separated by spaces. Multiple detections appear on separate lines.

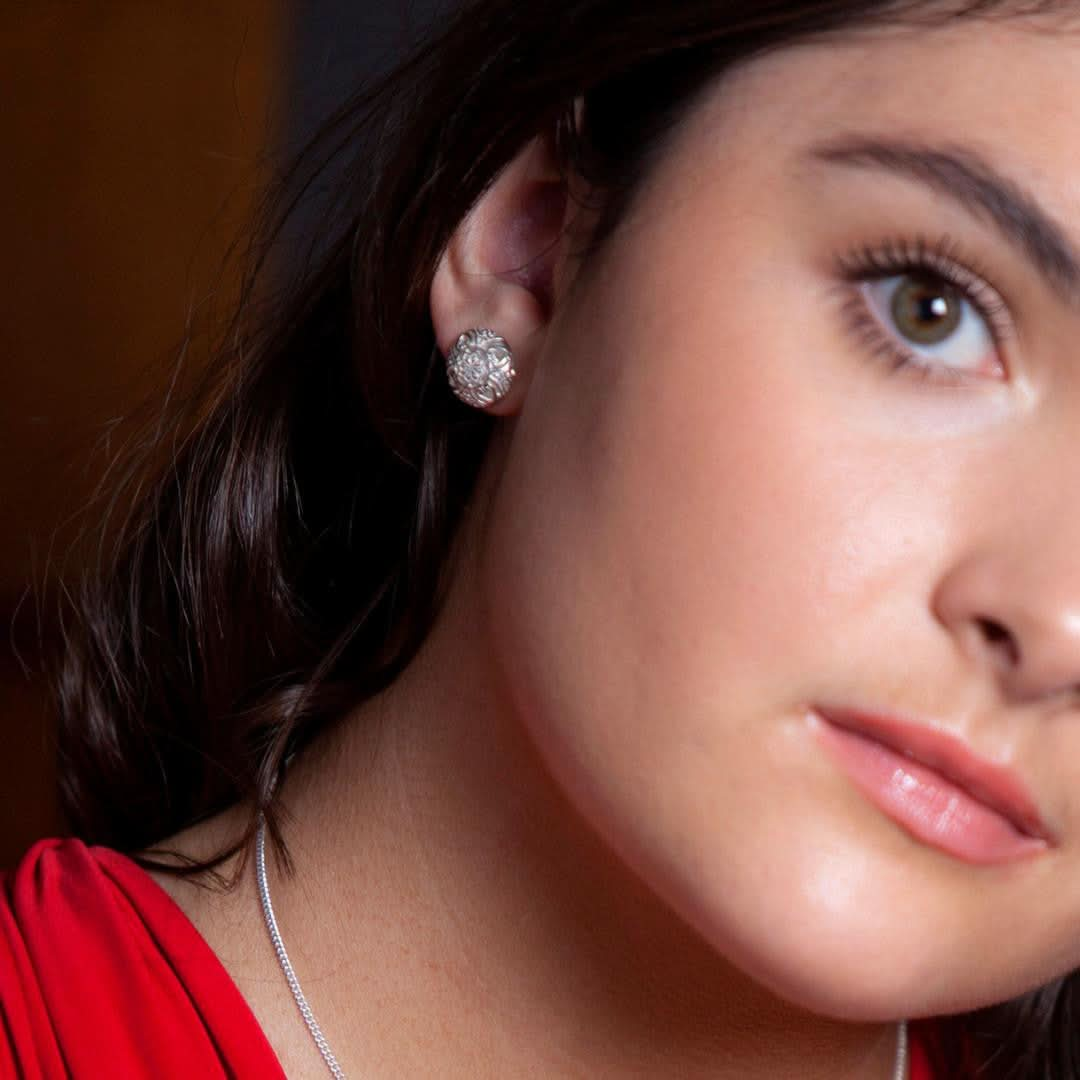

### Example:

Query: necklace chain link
xmin=256 ymin=818 xmax=347 ymax=1079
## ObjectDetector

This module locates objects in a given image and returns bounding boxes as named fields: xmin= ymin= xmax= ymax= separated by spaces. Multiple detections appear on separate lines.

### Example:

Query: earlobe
xmin=430 ymin=132 xmax=570 ymax=415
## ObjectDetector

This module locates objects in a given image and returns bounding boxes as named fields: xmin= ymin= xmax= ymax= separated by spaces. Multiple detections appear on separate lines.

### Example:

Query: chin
xmin=646 ymin=830 xmax=1028 ymax=1023
xmin=735 ymin=934 xmax=940 ymax=1022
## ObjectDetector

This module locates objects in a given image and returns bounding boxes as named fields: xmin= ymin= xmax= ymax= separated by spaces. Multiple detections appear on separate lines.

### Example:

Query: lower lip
xmin=811 ymin=713 xmax=1047 ymax=864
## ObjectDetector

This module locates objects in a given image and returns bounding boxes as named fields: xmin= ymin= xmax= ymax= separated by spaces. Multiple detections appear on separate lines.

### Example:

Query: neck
xmin=264 ymin=556 xmax=903 ymax=1079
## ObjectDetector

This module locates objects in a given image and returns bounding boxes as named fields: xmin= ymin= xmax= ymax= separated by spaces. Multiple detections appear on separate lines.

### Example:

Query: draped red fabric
xmin=0 ymin=837 xmax=935 ymax=1078
xmin=0 ymin=838 xmax=285 ymax=1079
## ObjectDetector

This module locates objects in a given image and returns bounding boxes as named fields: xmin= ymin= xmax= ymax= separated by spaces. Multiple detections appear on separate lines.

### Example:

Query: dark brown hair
xmin=52 ymin=1 xmax=1076 ymax=1075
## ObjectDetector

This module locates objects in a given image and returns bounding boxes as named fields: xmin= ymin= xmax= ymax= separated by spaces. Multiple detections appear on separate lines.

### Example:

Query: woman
xmin=4 ymin=0 xmax=1080 ymax=1075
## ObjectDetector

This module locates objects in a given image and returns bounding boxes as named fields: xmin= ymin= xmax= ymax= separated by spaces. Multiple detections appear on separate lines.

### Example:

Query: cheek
xmin=512 ymin=297 xmax=913 ymax=708
xmin=477 ymin=215 xmax=947 ymax=814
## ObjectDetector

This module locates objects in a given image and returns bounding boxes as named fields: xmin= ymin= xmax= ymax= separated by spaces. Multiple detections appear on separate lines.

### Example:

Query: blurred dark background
xmin=1 ymin=1 xmax=444 ymax=867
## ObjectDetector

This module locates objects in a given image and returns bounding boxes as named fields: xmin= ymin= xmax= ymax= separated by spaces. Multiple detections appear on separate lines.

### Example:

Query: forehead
xmin=670 ymin=11 xmax=1080 ymax=210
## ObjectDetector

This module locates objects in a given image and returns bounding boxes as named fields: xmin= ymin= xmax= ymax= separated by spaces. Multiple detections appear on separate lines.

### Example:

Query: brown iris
xmin=890 ymin=273 xmax=962 ymax=345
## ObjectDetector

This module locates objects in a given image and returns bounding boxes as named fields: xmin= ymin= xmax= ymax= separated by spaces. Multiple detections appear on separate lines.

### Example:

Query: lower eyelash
xmin=836 ymin=291 xmax=946 ymax=381
xmin=830 ymin=232 xmax=1014 ymax=382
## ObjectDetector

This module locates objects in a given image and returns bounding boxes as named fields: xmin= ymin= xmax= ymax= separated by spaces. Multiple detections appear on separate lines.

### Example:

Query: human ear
xmin=429 ymin=129 xmax=570 ymax=415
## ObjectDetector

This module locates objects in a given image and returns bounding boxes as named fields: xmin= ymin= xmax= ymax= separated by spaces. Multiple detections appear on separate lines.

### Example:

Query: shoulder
xmin=0 ymin=836 xmax=284 ymax=1078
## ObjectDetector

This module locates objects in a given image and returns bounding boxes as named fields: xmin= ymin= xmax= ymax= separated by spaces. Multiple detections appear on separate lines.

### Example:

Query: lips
xmin=810 ymin=705 xmax=1053 ymax=864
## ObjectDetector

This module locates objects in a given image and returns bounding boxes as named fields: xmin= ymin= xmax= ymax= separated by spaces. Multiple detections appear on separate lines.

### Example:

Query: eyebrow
xmin=805 ymin=133 xmax=1080 ymax=310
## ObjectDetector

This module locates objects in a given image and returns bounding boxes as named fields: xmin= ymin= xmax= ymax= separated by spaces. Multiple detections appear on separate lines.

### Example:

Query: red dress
xmin=0 ymin=837 xmax=936 ymax=1078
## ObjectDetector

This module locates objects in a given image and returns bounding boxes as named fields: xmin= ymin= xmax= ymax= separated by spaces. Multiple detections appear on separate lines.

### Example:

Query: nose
xmin=933 ymin=544 xmax=1080 ymax=706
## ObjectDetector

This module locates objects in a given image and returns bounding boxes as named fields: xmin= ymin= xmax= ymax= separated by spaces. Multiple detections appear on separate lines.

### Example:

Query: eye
xmin=861 ymin=271 xmax=996 ymax=377
xmin=832 ymin=234 xmax=1014 ymax=384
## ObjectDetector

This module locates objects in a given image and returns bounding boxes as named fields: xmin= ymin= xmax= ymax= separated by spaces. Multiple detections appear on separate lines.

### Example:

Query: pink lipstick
xmin=809 ymin=706 xmax=1052 ymax=864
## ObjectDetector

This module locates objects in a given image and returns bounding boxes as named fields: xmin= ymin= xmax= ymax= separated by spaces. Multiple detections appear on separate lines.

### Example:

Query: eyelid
xmin=831 ymin=233 xmax=1018 ymax=382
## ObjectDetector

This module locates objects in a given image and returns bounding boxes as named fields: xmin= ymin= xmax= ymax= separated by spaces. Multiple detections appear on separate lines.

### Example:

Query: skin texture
xmin=156 ymin=12 xmax=1080 ymax=1078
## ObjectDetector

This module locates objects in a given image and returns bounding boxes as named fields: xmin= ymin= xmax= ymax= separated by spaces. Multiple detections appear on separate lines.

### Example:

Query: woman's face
xmin=478 ymin=12 xmax=1080 ymax=1019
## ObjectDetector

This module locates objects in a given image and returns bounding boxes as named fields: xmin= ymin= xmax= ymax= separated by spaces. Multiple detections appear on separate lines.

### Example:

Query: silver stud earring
xmin=445 ymin=328 xmax=516 ymax=409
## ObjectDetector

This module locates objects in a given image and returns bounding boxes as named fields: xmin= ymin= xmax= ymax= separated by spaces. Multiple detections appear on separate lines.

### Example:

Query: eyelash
xmin=831 ymin=232 xmax=1015 ymax=384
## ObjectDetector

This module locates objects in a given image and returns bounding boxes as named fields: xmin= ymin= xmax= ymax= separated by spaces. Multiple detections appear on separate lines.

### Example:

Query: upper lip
xmin=814 ymin=705 xmax=1054 ymax=844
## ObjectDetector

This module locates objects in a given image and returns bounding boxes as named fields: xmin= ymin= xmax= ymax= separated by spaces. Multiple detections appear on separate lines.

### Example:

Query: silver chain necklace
xmin=256 ymin=817 xmax=346 ymax=1079
xmin=254 ymin=816 xmax=908 ymax=1079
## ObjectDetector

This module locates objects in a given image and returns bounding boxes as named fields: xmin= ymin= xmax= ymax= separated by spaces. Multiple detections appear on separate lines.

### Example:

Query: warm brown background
xmin=1 ymin=4 xmax=282 ymax=867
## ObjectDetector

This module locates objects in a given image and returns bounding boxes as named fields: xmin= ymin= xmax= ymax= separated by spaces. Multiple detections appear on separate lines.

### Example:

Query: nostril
xmin=976 ymin=616 xmax=1020 ymax=667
